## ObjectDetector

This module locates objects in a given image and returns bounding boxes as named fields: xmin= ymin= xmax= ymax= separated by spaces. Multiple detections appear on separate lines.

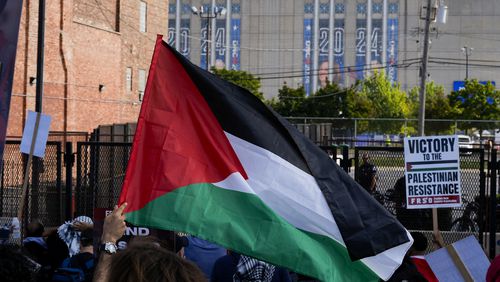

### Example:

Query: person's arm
xmin=72 ymin=221 xmax=94 ymax=231
xmin=93 ymin=203 xmax=127 ymax=282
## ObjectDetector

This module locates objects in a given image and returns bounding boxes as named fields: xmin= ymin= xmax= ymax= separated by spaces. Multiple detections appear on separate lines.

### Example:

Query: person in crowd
xmin=175 ymin=234 xmax=189 ymax=258
xmin=211 ymin=251 xmax=291 ymax=282
xmin=387 ymin=254 xmax=426 ymax=282
xmin=357 ymin=153 xmax=378 ymax=194
xmin=23 ymin=220 xmax=49 ymax=266
xmin=58 ymin=215 xmax=94 ymax=257
xmin=486 ymin=254 xmax=500 ymax=282
xmin=52 ymin=229 xmax=95 ymax=282
xmin=93 ymin=203 xmax=205 ymax=282
xmin=185 ymin=236 xmax=226 ymax=279
xmin=408 ymin=231 xmax=438 ymax=282
xmin=93 ymin=204 xmax=127 ymax=282
xmin=107 ymin=242 xmax=206 ymax=282
xmin=0 ymin=244 xmax=39 ymax=282
xmin=393 ymin=176 xmax=452 ymax=230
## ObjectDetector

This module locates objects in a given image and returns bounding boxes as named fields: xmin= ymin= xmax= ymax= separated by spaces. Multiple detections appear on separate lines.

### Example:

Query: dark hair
xmin=80 ymin=229 xmax=94 ymax=247
xmin=0 ymin=245 xmax=37 ymax=282
xmin=410 ymin=232 xmax=428 ymax=252
xmin=26 ymin=221 xmax=44 ymax=237
xmin=108 ymin=243 xmax=206 ymax=282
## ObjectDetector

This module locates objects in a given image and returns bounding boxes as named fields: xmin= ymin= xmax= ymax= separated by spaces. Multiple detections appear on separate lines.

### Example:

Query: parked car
xmin=458 ymin=135 xmax=473 ymax=154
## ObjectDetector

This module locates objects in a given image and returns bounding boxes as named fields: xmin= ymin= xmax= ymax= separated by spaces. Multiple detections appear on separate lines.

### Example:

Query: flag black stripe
xmin=166 ymin=43 xmax=312 ymax=176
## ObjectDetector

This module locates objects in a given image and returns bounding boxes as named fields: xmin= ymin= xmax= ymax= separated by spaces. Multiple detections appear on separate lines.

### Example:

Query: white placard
xmin=426 ymin=236 xmax=490 ymax=282
xmin=404 ymin=135 xmax=461 ymax=209
xmin=20 ymin=111 xmax=51 ymax=158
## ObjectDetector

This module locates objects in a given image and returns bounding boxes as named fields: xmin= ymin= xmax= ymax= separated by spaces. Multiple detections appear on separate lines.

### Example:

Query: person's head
xmin=107 ymin=243 xmax=206 ymax=282
xmin=410 ymin=231 xmax=428 ymax=255
xmin=318 ymin=61 xmax=329 ymax=87
xmin=362 ymin=153 xmax=370 ymax=164
xmin=80 ymin=229 xmax=93 ymax=248
xmin=26 ymin=221 xmax=44 ymax=237
xmin=0 ymin=245 xmax=38 ymax=282
xmin=214 ymin=59 xmax=225 ymax=70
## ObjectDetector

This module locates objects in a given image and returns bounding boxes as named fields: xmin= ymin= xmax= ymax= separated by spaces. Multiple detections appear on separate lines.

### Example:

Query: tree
xmin=211 ymin=68 xmax=265 ymax=100
xmin=408 ymin=81 xmax=459 ymax=135
xmin=268 ymin=84 xmax=307 ymax=117
xmin=350 ymin=72 xmax=410 ymax=134
xmin=303 ymin=83 xmax=347 ymax=117
xmin=449 ymin=80 xmax=500 ymax=120
xmin=448 ymin=79 xmax=500 ymax=133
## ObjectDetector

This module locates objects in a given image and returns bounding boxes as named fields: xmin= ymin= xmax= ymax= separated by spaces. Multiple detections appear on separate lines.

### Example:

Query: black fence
xmin=75 ymin=142 xmax=131 ymax=218
xmin=352 ymin=147 xmax=486 ymax=248
xmin=0 ymin=141 xmax=63 ymax=229
xmin=1 ymin=138 xmax=499 ymax=257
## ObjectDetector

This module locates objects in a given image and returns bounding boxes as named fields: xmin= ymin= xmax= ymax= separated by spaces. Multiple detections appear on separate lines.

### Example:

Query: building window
xmin=139 ymin=1 xmax=147 ymax=33
xmin=138 ymin=69 xmax=146 ymax=101
xmin=126 ymin=67 xmax=132 ymax=92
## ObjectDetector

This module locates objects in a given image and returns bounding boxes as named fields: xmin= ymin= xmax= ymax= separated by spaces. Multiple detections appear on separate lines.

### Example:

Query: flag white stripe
xmin=213 ymin=132 xmax=412 ymax=280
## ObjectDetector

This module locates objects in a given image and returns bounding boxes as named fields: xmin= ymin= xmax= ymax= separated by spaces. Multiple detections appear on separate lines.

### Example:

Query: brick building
xmin=8 ymin=0 xmax=169 ymax=137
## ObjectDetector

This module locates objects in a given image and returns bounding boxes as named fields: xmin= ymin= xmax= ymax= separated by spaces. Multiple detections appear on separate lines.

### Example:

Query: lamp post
xmin=192 ymin=5 xmax=226 ymax=70
xmin=461 ymin=46 xmax=473 ymax=80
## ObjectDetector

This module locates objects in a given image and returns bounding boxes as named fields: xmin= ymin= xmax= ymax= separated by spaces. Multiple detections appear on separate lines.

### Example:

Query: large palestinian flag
xmin=119 ymin=36 xmax=412 ymax=281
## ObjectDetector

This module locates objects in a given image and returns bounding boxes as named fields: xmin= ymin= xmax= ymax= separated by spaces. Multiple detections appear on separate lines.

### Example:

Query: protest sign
xmin=404 ymin=135 xmax=461 ymax=209
xmin=93 ymin=208 xmax=174 ymax=251
xmin=426 ymin=235 xmax=489 ymax=281
xmin=20 ymin=111 xmax=51 ymax=158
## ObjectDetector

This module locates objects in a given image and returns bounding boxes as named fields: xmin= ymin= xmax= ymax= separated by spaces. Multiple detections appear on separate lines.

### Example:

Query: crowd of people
xmin=1 ymin=160 xmax=499 ymax=281
xmin=0 ymin=203 xmax=297 ymax=282
xmin=0 ymin=205 xmax=478 ymax=282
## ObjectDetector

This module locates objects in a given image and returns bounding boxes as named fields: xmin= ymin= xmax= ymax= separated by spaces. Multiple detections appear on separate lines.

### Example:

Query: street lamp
xmin=192 ymin=5 xmax=226 ymax=70
xmin=461 ymin=46 xmax=473 ymax=80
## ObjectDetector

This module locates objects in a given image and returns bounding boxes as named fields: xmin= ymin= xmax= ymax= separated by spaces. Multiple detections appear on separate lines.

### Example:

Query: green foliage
xmin=408 ymin=81 xmax=459 ymax=134
xmin=448 ymin=80 xmax=500 ymax=121
xmin=303 ymin=83 xmax=347 ymax=117
xmin=211 ymin=68 xmax=265 ymax=100
xmin=351 ymin=72 xmax=410 ymax=134
xmin=268 ymin=84 xmax=307 ymax=117
xmin=357 ymin=71 xmax=410 ymax=119
xmin=448 ymin=80 xmax=500 ymax=132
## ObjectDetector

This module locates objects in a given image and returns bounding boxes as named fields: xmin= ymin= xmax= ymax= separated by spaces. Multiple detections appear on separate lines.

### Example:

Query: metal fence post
xmin=489 ymin=148 xmax=497 ymax=259
xmin=65 ymin=142 xmax=73 ymax=220
xmin=341 ymin=144 xmax=350 ymax=173
xmin=479 ymin=149 xmax=486 ymax=246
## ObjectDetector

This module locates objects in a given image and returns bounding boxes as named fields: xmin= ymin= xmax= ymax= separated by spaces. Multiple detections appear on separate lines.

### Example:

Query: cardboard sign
xmin=20 ymin=111 xmax=51 ymax=158
xmin=93 ymin=208 xmax=174 ymax=251
xmin=426 ymin=236 xmax=490 ymax=281
xmin=404 ymin=135 xmax=461 ymax=208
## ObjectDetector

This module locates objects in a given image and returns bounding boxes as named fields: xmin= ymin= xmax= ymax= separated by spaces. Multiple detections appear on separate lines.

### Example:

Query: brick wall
xmin=9 ymin=0 xmax=169 ymax=137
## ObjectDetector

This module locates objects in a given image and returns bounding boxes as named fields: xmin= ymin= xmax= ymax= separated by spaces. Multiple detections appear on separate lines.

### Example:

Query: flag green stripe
xmin=125 ymin=183 xmax=379 ymax=282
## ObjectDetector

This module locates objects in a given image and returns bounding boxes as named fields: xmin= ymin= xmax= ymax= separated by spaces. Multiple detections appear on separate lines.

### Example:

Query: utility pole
xmin=417 ymin=0 xmax=432 ymax=136
xmin=462 ymin=46 xmax=473 ymax=80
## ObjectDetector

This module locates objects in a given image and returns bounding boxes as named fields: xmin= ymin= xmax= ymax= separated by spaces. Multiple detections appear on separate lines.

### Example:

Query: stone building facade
xmin=169 ymin=0 xmax=500 ymax=98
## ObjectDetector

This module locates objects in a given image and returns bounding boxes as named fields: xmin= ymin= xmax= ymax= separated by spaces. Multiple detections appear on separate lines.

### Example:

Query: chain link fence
xmin=287 ymin=117 xmax=500 ymax=147
xmin=0 ymin=141 xmax=63 ymax=229
xmin=353 ymin=147 xmax=487 ymax=248
xmin=76 ymin=142 xmax=131 ymax=217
